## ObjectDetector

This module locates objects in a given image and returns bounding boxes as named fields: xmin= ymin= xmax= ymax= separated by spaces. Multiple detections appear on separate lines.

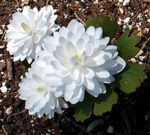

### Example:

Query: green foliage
xmin=86 ymin=16 xmax=118 ymax=38
xmin=117 ymin=63 xmax=147 ymax=94
xmin=117 ymin=30 xmax=141 ymax=60
xmin=74 ymin=94 xmax=94 ymax=122
xmin=86 ymin=16 xmax=101 ymax=28
xmin=74 ymin=90 xmax=118 ymax=122
xmin=94 ymin=90 xmax=118 ymax=116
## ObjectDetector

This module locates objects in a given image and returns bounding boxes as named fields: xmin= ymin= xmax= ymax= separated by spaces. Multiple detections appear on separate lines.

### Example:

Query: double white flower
xmin=41 ymin=19 xmax=126 ymax=104
xmin=19 ymin=59 xmax=68 ymax=118
xmin=6 ymin=6 xmax=58 ymax=63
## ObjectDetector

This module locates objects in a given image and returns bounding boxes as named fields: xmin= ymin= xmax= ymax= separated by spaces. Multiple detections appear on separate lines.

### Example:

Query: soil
xmin=0 ymin=0 xmax=150 ymax=135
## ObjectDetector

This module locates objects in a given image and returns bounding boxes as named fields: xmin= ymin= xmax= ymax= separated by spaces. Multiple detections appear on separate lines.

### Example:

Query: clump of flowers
xmin=6 ymin=6 xmax=58 ymax=63
xmin=7 ymin=5 xmax=147 ymax=121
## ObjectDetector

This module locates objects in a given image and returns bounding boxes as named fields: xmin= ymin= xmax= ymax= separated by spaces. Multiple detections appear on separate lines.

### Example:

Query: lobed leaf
xmin=116 ymin=30 xmax=141 ymax=60
xmin=116 ymin=63 xmax=147 ymax=94
xmin=93 ymin=90 xmax=118 ymax=116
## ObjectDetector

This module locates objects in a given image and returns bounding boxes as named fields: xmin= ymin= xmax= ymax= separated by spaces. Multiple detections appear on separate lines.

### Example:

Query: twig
xmin=74 ymin=12 xmax=86 ymax=26
xmin=2 ymin=125 xmax=9 ymax=135
xmin=135 ymin=37 xmax=150 ymax=58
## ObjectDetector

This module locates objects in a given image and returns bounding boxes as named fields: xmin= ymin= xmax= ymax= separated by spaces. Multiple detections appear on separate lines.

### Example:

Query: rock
xmin=106 ymin=126 xmax=114 ymax=134
xmin=123 ymin=0 xmax=131 ymax=6
xmin=124 ymin=17 xmax=131 ymax=24
xmin=0 ymin=82 xmax=7 ymax=93
xmin=5 ymin=106 xmax=13 ymax=115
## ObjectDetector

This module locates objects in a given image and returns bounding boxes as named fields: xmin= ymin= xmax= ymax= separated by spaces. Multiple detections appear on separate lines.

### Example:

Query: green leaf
xmin=86 ymin=16 xmax=118 ymax=38
xmin=116 ymin=30 xmax=141 ymax=60
xmin=97 ymin=16 xmax=118 ymax=38
xmin=86 ymin=16 xmax=101 ymax=28
xmin=117 ymin=63 xmax=147 ymax=94
xmin=73 ymin=94 xmax=94 ymax=122
xmin=93 ymin=90 xmax=118 ymax=116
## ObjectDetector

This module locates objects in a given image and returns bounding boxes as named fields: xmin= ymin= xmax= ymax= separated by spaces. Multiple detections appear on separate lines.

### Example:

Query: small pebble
xmin=5 ymin=106 xmax=13 ymax=115
xmin=0 ymin=82 xmax=7 ymax=93
xmin=0 ymin=45 xmax=5 ymax=49
xmin=131 ymin=58 xmax=136 ymax=63
xmin=139 ymin=61 xmax=143 ymax=64
xmin=106 ymin=126 xmax=114 ymax=134
xmin=123 ymin=0 xmax=131 ymax=6
xmin=118 ymin=0 xmax=124 ymax=2
xmin=119 ymin=7 xmax=124 ymax=14
xmin=139 ymin=56 xmax=145 ymax=61
xmin=124 ymin=17 xmax=130 ymax=24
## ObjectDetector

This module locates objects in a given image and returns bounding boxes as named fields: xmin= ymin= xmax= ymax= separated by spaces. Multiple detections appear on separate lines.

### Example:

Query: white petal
xmin=110 ymin=57 xmax=126 ymax=74
xmin=94 ymin=27 xmax=103 ymax=39
xmin=84 ymin=79 xmax=95 ymax=90
xmin=64 ymin=83 xmax=76 ymax=101
xmin=86 ymin=26 xmax=95 ymax=37
xmin=99 ymin=37 xmax=110 ymax=46
xmin=76 ymin=38 xmax=85 ymax=51
xmin=66 ymin=42 xmax=77 ymax=56
xmin=67 ymin=19 xmax=83 ymax=33
xmin=59 ymin=26 xmax=68 ymax=38
xmin=82 ymin=68 xmax=95 ymax=79
xmin=70 ymin=86 xmax=85 ymax=104
xmin=85 ymin=79 xmax=103 ymax=97
xmin=96 ymin=69 xmax=110 ymax=79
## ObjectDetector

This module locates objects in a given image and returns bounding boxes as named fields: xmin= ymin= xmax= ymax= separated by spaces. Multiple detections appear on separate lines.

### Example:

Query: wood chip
xmin=6 ymin=58 xmax=13 ymax=80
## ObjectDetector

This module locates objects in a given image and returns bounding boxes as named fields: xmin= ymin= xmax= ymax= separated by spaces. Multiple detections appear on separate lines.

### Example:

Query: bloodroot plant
xmin=6 ymin=6 xmax=147 ymax=122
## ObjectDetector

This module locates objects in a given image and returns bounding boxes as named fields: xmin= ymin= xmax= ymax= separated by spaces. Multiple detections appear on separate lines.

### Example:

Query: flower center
xmin=70 ymin=54 xmax=84 ymax=68
xmin=36 ymin=84 xmax=48 ymax=95
xmin=21 ymin=22 xmax=32 ymax=33
xmin=75 ymin=55 xmax=81 ymax=63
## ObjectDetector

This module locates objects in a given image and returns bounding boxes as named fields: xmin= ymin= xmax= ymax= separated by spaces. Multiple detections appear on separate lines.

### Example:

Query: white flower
xmin=41 ymin=19 xmax=126 ymax=104
xmin=6 ymin=5 xmax=59 ymax=63
xmin=19 ymin=60 xmax=68 ymax=118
